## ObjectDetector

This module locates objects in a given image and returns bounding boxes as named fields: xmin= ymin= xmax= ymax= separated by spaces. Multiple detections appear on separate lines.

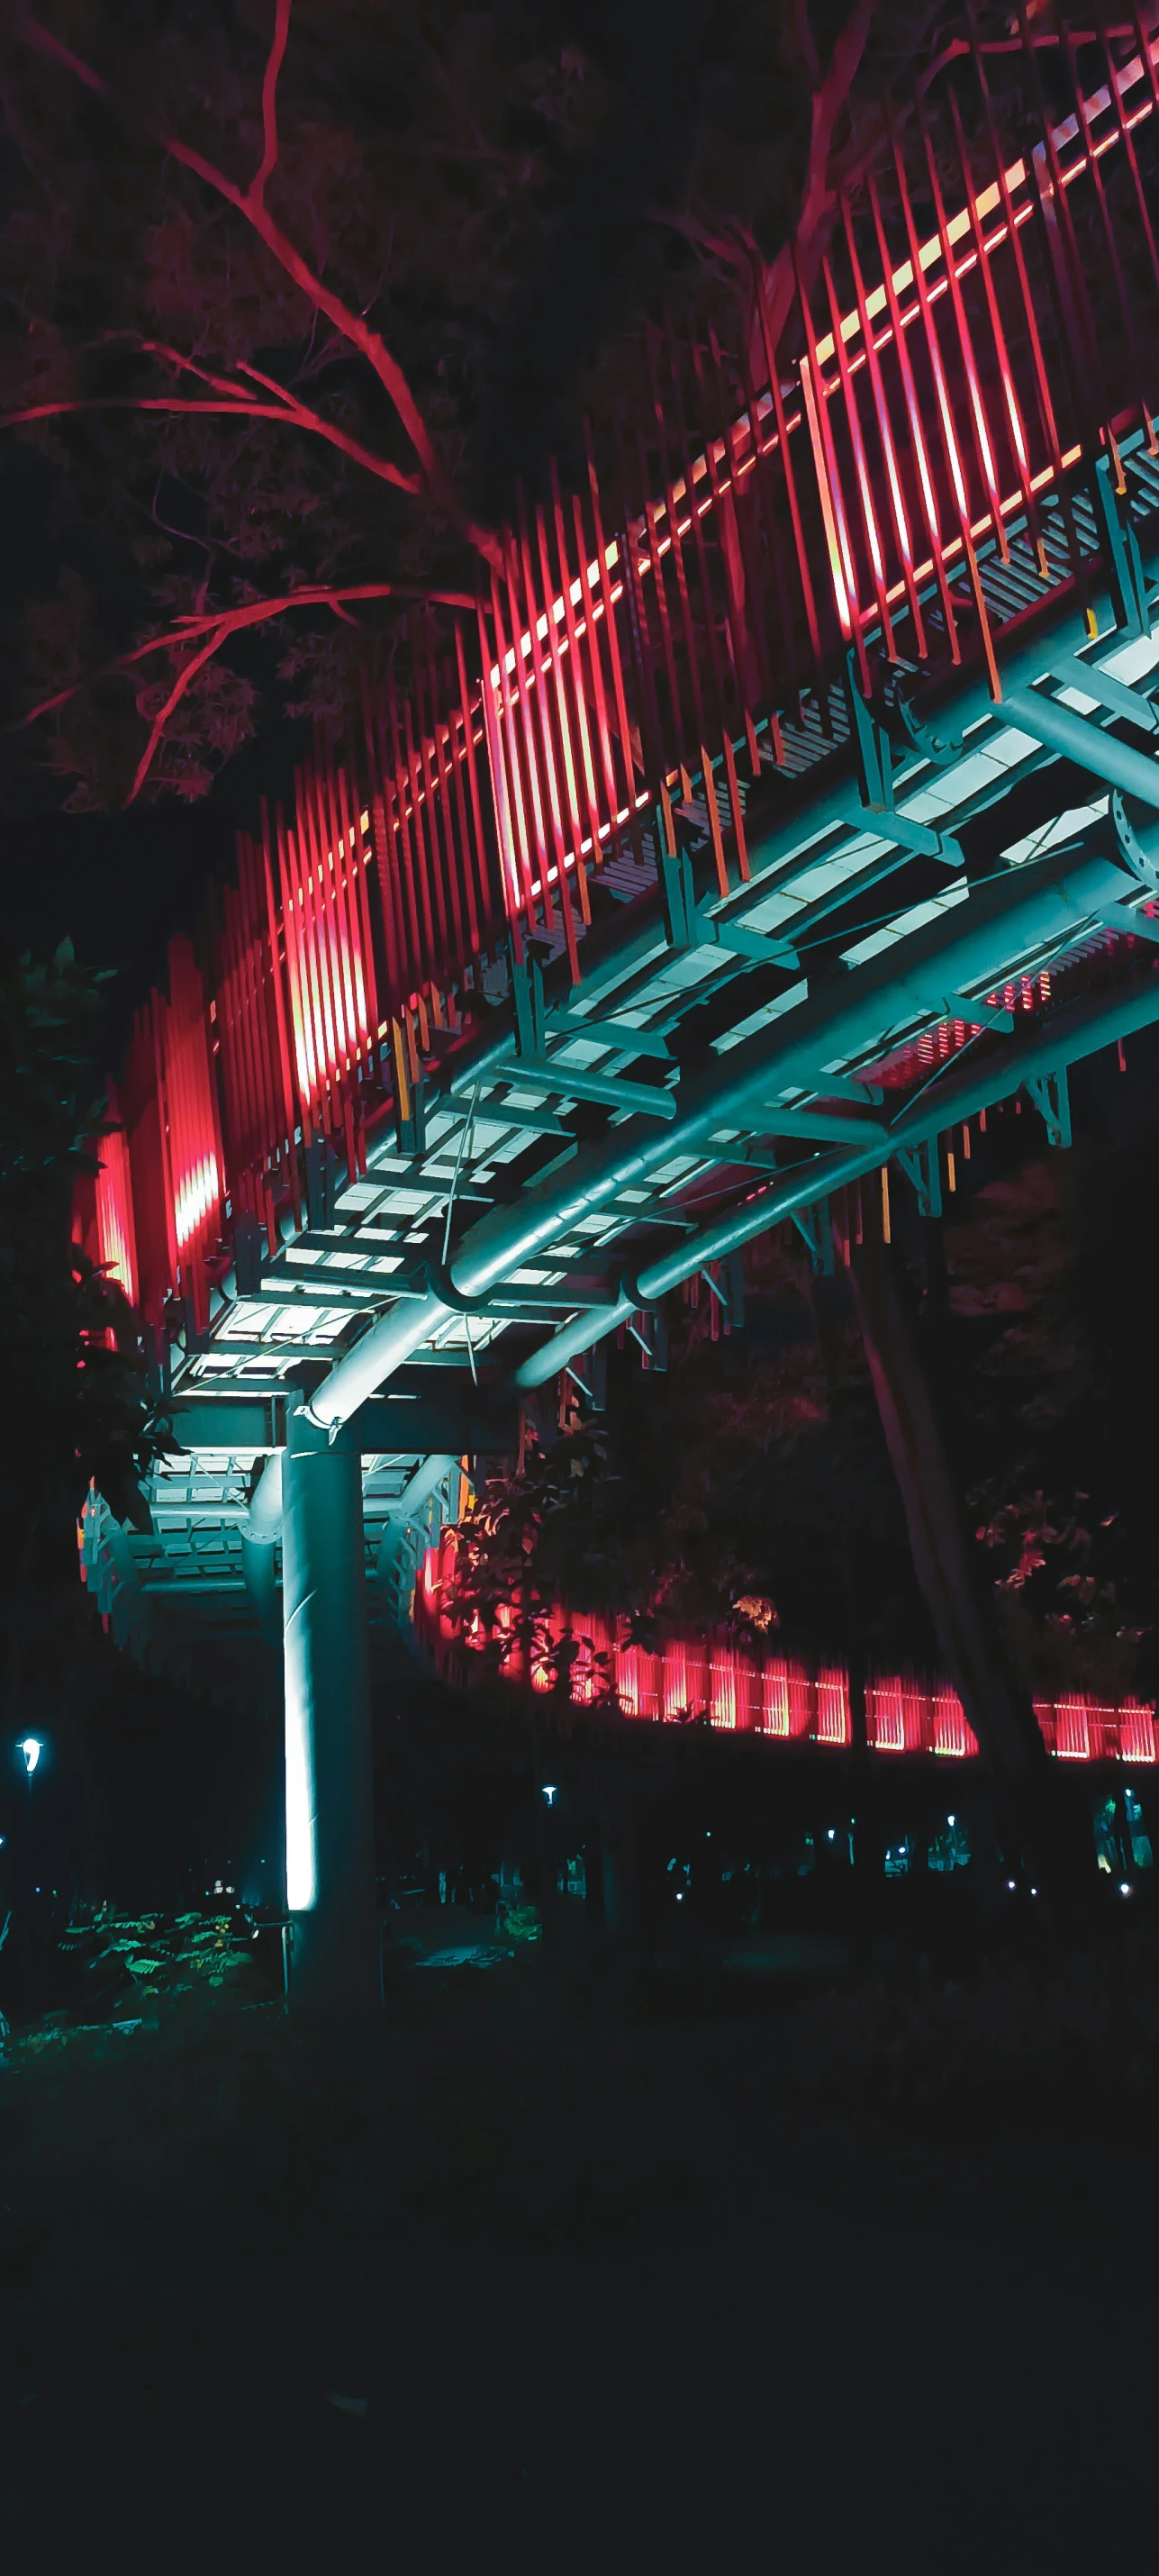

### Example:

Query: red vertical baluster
xmin=518 ymin=490 xmax=578 ymax=972
xmin=276 ymin=811 xmax=314 ymax=1142
xmin=453 ymin=622 xmax=492 ymax=948
xmin=636 ymin=457 xmax=684 ymax=767
xmin=584 ymin=425 xmax=647 ymax=846
xmin=821 ymin=251 xmax=897 ymax=657
xmin=1066 ymin=27 xmax=1154 ymax=453
xmin=948 ymin=87 xmax=1044 ymax=554
xmin=917 ymin=94 xmax=1010 ymax=565
xmin=755 ymin=262 xmax=825 ymax=683
xmin=794 ymin=249 xmax=869 ymax=688
xmin=422 ymin=627 xmax=466 ymax=967
xmin=841 ymin=196 xmax=926 ymax=655
xmin=483 ymin=576 xmax=536 ymax=930
xmin=536 ymin=497 xmax=592 ymax=924
xmin=547 ymin=466 xmax=603 ymax=889
xmin=969 ymin=37 xmax=1080 ymax=584
xmin=360 ymin=669 xmax=403 ymax=1011
xmin=385 ymin=671 xmax=426 ymax=994
xmin=1099 ymin=18 xmax=1159 ymax=447
xmin=299 ymin=761 xmax=340 ymax=1124
xmin=262 ymin=803 xmax=301 ymax=1219
xmin=399 ymin=686 xmax=438 ymax=984
xmin=412 ymin=621 xmax=454 ymax=977
xmin=890 ymin=119 xmax=1000 ymax=697
xmin=505 ymin=530 xmax=557 ymax=934
xmin=866 ymin=172 xmax=961 ymax=659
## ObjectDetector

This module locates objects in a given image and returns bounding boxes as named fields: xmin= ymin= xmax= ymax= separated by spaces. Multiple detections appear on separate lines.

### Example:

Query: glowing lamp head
xmin=20 ymin=1737 xmax=41 ymax=1777
xmin=541 ymin=1784 xmax=557 ymax=1806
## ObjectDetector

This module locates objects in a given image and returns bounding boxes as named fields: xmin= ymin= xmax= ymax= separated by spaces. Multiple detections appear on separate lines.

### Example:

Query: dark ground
xmin=1 ymin=1907 xmax=1156 ymax=2576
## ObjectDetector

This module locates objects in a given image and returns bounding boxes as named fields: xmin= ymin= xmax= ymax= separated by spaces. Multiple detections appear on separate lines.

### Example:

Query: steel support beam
xmin=241 ymin=1451 xmax=283 ymax=1648
xmin=376 ymin=1453 xmax=457 ymax=1629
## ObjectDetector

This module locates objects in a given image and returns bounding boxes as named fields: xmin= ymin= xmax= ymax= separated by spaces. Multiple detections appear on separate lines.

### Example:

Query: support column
xmin=282 ymin=1406 xmax=378 ymax=2011
xmin=242 ymin=1451 xmax=283 ymax=1650
xmin=849 ymin=1218 xmax=1045 ymax=1788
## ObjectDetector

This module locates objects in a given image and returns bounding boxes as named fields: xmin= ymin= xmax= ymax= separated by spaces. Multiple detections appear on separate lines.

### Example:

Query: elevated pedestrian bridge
xmin=71 ymin=25 xmax=1159 ymax=1990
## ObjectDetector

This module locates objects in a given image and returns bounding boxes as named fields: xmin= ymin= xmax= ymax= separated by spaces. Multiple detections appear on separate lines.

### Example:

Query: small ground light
xmin=827 ymin=1829 xmax=836 ymax=1841
xmin=1007 ymin=1880 xmax=1017 ymax=1891
xmin=1120 ymin=1882 xmax=1133 ymax=1897
xmin=21 ymin=1738 xmax=41 ymax=1775
xmin=541 ymin=1784 xmax=557 ymax=1806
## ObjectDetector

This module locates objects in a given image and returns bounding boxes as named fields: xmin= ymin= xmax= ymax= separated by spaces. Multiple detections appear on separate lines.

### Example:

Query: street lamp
xmin=20 ymin=1738 xmax=41 ymax=1778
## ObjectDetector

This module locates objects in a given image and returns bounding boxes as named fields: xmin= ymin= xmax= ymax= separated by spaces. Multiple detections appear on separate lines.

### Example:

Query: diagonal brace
xmin=896 ymin=1138 xmax=943 ymax=1220
xmin=1025 ymin=1066 xmax=1071 ymax=1149
xmin=792 ymin=1200 xmax=835 ymax=1275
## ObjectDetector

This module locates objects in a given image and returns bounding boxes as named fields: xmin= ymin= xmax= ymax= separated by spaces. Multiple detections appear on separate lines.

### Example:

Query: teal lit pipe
xmin=241 ymin=1449 xmax=283 ymax=1647
xmin=1003 ymin=689 xmax=1159 ymax=810
xmin=512 ymin=963 xmax=1159 ymax=1390
xmin=313 ymin=833 xmax=1129 ymax=1426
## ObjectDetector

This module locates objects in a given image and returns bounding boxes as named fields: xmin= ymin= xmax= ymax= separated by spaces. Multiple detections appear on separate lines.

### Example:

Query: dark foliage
xmin=0 ymin=940 xmax=165 ymax=1733
xmin=1 ymin=0 xmax=945 ymax=808
xmin=448 ymin=1047 xmax=1159 ymax=1701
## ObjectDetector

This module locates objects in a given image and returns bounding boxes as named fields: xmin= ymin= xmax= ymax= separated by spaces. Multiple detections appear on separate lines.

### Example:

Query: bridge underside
xmin=72 ymin=20 xmax=1159 ymax=1990
xmin=86 ymin=475 xmax=1159 ymax=1706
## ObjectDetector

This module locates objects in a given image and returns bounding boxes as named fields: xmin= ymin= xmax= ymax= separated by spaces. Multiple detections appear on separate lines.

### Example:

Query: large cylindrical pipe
xmin=310 ymin=839 xmax=1128 ymax=1425
xmin=242 ymin=1451 xmax=284 ymax=1647
xmin=281 ymin=1406 xmax=377 ymax=2011
xmin=307 ymin=1293 xmax=451 ymax=1430
xmin=1004 ymin=690 xmax=1159 ymax=809
xmin=512 ymin=1297 xmax=632 ymax=1390
xmin=245 ymin=1449 xmax=283 ymax=1539
xmin=514 ymin=959 xmax=1159 ymax=1387
xmin=240 ymin=1534 xmax=282 ymax=1647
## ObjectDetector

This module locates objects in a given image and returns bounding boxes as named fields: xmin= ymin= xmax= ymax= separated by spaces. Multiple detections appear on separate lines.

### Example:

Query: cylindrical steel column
xmin=282 ymin=1405 xmax=378 ymax=2011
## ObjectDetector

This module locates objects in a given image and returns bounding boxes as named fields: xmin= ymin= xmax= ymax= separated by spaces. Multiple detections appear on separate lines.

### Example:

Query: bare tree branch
xmin=24 ymin=576 xmax=475 ymax=800
xmin=638 ymin=204 xmax=758 ymax=281
xmin=17 ymin=8 xmax=502 ymax=560
xmin=252 ymin=0 xmax=291 ymax=207
xmin=125 ymin=628 xmax=230 ymax=804
xmin=791 ymin=0 xmax=822 ymax=87
xmin=3 ymin=391 xmax=421 ymax=494
xmin=754 ymin=0 xmax=878 ymax=362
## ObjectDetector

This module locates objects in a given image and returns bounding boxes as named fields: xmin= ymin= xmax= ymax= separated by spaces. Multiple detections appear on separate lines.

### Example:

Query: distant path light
xmin=20 ymin=1737 xmax=42 ymax=1775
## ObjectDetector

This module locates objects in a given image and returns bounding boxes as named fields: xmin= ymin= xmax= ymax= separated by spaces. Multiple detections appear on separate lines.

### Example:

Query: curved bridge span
xmin=76 ymin=26 xmax=1159 ymax=1997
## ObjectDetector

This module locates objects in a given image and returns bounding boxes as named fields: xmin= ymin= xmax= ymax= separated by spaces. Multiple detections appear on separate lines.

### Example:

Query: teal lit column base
xmin=282 ymin=1406 xmax=378 ymax=2011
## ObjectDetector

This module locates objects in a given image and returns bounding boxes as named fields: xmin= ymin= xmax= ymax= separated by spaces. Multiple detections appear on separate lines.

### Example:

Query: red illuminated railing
xmin=118 ymin=937 xmax=223 ymax=1329
xmin=80 ymin=24 xmax=1159 ymax=1330
xmin=74 ymin=1084 xmax=139 ymax=1309
xmin=415 ymin=1539 xmax=1158 ymax=1764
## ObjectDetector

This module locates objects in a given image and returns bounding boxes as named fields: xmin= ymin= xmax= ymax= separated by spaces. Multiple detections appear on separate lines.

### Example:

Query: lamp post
xmin=14 ymin=1737 xmax=44 ymax=2009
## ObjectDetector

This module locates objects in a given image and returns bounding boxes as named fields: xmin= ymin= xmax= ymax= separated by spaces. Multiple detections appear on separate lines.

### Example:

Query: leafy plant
xmin=57 ymin=1901 xmax=259 ymax=2012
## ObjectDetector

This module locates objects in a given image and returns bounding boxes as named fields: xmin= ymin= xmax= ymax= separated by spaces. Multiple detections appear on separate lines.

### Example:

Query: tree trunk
xmin=848 ymin=1219 xmax=1046 ymax=1791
